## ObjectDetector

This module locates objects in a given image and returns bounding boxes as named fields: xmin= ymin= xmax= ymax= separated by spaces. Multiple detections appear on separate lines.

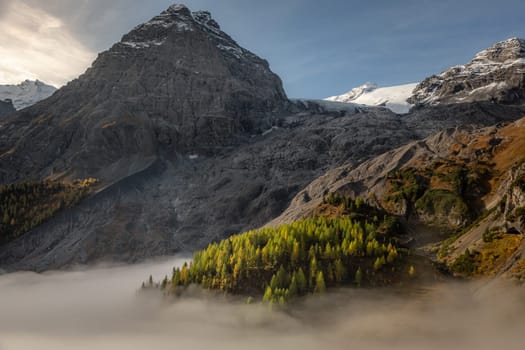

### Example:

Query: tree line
xmin=0 ymin=178 xmax=96 ymax=245
xmin=157 ymin=196 xmax=403 ymax=304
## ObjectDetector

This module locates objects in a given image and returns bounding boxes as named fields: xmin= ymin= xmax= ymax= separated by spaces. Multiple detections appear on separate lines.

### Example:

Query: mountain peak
xmin=165 ymin=3 xmax=190 ymax=13
xmin=348 ymin=82 xmax=379 ymax=97
xmin=20 ymin=79 xmax=51 ymax=88
xmin=0 ymin=3 xmax=287 ymax=183
xmin=473 ymin=37 xmax=525 ymax=63
xmin=327 ymin=82 xmax=378 ymax=102
xmin=119 ymin=5 xmax=229 ymax=50
xmin=120 ymin=4 xmax=196 ymax=49
xmin=502 ymin=37 xmax=525 ymax=46
xmin=411 ymin=38 xmax=525 ymax=105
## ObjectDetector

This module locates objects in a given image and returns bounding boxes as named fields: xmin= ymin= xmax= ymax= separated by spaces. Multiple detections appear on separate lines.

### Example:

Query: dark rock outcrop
xmin=0 ymin=99 xmax=15 ymax=117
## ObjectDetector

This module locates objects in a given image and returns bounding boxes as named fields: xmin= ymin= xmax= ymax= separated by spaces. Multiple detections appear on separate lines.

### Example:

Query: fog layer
xmin=0 ymin=257 xmax=524 ymax=350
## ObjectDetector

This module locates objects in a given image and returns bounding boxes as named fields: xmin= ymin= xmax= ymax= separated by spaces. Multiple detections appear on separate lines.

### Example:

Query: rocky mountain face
xmin=0 ymin=80 xmax=56 ymax=110
xmin=410 ymin=38 xmax=525 ymax=105
xmin=2 ymin=102 xmax=523 ymax=272
xmin=1 ymin=6 xmax=525 ymax=272
xmin=0 ymin=100 xmax=411 ymax=271
xmin=272 ymin=117 xmax=525 ymax=280
xmin=0 ymin=99 xmax=15 ymax=117
xmin=0 ymin=4 xmax=287 ymax=185
xmin=273 ymin=116 xmax=525 ymax=223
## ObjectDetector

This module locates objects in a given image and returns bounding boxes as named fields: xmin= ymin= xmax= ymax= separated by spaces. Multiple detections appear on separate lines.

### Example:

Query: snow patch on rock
xmin=121 ymin=40 xmax=166 ymax=49
xmin=326 ymin=83 xmax=418 ymax=114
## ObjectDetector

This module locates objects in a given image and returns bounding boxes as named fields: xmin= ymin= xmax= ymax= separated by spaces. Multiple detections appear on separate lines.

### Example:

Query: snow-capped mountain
xmin=326 ymin=82 xmax=378 ymax=102
xmin=326 ymin=82 xmax=418 ymax=114
xmin=410 ymin=38 xmax=525 ymax=105
xmin=328 ymin=38 xmax=525 ymax=112
xmin=0 ymin=80 xmax=57 ymax=110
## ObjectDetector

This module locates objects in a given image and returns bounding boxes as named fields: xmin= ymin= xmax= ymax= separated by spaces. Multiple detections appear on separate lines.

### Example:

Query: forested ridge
xmin=0 ymin=178 xmax=97 ymax=245
xmin=148 ymin=195 xmax=408 ymax=304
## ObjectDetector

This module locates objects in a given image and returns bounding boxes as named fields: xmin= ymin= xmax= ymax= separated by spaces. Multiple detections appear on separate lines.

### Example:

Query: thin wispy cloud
xmin=0 ymin=1 xmax=95 ymax=86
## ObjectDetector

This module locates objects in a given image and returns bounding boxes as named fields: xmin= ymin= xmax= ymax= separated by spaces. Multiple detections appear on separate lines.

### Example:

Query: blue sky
xmin=2 ymin=0 xmax=525 ymax=98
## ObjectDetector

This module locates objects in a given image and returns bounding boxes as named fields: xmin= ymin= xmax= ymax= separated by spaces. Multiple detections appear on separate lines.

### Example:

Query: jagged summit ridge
xmin=118 ymin=3 xmax=255 ymax=63
xmin=167 ymin=3 xmax=191 ymax=12
xmin=473 ymin=37 xmax=525 ymax=63
xmin=411 ymin=37 xmax=525 ymax=105
xmin=121 ymin=4 xmax=195 ymax=49
xmin=0 ymin=80 xmax=56 ymax=110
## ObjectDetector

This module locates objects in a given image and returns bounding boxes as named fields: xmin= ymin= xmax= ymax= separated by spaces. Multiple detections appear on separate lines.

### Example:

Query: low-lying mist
xmin=0 ymin=257 xmax=524 ymax=350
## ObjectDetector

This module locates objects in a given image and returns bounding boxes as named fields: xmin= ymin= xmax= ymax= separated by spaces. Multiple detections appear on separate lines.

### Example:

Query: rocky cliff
xmin=410 ymin=38 xmax=525 ymax=105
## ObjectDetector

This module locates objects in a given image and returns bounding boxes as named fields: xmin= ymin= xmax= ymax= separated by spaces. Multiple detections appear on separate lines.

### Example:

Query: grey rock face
xmin=2 ymin=101 xmax=525 ymax=272
xmin=410 ymin=38 xmax=525 ymax=105
xmin=0 ymin=102 xmax=413 ymax=271
xmin=0 ymin=4 xmax=286 ymax=185
xmin=269 ymin=105 xmax=525 ymax=227
xmin=0 ymin=99 xmax=15 ymax=117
